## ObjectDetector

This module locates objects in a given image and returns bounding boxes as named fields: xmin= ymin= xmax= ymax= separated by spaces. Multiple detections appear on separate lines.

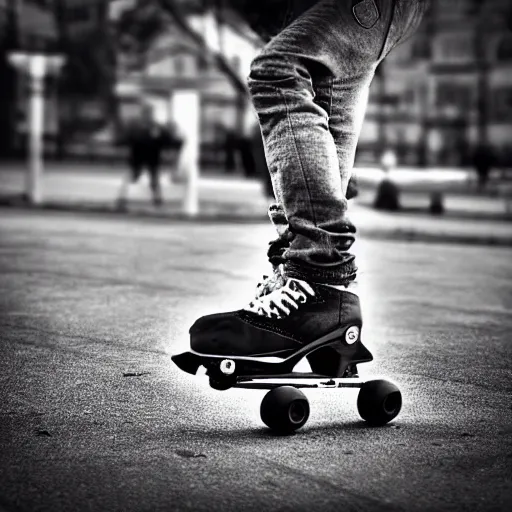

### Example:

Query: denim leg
xmin=266 ymin=76 xmax=370 ymax=268
xmin=315 ymin=76 xmax=372 ymax=197
xmin=249 ymin=0 xmax=426 ymax=284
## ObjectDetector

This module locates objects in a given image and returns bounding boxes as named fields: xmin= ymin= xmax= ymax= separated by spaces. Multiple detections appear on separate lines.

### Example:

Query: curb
xmin=1 ymin=195 xmax=512 ymax=247
xmin=0 ymin=195 xmax=269 ymax=225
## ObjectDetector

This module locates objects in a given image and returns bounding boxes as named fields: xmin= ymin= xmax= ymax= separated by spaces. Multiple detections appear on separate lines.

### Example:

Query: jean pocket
xmin=352 ymin=0 xmax=380 ymax=29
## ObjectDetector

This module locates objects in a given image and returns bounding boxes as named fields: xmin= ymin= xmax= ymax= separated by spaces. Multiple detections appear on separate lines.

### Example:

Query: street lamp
xmin=8 ymin=51 xmax=65 ymax=204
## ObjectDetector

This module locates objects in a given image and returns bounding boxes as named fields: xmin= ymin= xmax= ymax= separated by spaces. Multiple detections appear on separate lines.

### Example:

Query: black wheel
xmin=357 ymin=379 xmax=402 ymax=426
xmin=260 ymin=386 xmax=310 ymax=434
xmin=207 ymin=361 xmax=237 ymax=391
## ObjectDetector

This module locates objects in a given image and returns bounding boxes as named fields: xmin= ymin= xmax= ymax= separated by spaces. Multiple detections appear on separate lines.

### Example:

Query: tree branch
xmin=157 ymin=0 xmax=249 ymax=96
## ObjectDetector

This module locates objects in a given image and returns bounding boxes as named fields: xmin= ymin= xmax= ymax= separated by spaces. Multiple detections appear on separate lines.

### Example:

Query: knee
xmin=249 ymin=51 xmax=283 ymax=81
xmin=248 ymin=51 xmax=310 ymax=94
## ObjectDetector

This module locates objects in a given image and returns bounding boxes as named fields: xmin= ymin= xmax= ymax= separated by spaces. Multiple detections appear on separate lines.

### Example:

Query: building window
xmin=174 ymin=55 xmax=184 ymax=75
xmin=411 ymin=39 xmax=431 ymax=60
xmin=435 ymin=34 xmax=473 ymax=63
xmin=197 ymin=55 xmax=209 ymax=71
xmin=492 ymin=88 xmax=512 ymax=122
xmin=404 ymin=88 xmax=415 ymax=105
xmin=497 ymin=37 xmax=512 ymax=62
xmin=176 ymin=55 xmax=196 ymax=76
xmin=436 ymin=82 xmax=473 ymax=113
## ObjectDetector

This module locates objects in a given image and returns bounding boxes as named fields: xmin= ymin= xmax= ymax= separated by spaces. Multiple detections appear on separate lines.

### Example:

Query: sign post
xmin=8 ymin=52 xmax=64 ymax=204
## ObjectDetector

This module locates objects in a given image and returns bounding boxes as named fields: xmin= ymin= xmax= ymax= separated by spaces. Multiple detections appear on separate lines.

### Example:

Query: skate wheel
xmin=260 ymin=386 xmax=310 ymax=434
xmin=357 ymin=379 xmax=402 ymax=426
xmin=220 ymin=359 xmax=236 ymax=375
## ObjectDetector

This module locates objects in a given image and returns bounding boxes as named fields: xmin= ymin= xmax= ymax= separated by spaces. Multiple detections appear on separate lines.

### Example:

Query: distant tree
xmin=50 ymin=1 xmax=117 ymax=151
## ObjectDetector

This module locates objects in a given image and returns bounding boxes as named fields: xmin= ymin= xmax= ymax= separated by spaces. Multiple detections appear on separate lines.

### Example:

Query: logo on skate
xmin=345 ymin=326 xmax=359 ymax=345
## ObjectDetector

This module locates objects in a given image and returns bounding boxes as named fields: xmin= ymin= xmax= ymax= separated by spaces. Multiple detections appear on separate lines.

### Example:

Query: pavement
xmin=0 ymin=161 xmax=512 ymax=247
xmin=0 ymin=209 xmax=511 ymax=511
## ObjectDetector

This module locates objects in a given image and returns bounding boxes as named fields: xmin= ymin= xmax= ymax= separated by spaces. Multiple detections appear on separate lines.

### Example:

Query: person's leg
xmin=117 ymin=157 xmax=143 ymax=209
xmin=148 ymin=160 xmax=163 ymax=206
xmin=250 ymin=0 xmax=427 ymax=285
xmin=189 ymin=0 xmax=428 ymax=362
xmin=263 ymin=75 xmax=370 ymax=279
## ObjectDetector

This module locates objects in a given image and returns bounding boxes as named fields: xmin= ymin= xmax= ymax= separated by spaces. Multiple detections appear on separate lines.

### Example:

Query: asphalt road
xmin=0 ymin=209 xmax=511 ymax=512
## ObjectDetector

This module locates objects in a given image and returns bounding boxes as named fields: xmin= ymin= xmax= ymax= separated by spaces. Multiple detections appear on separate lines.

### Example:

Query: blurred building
xmin=114 ymin=10 xmax=260 ymax=162
xmin=3 ymin=0 xmax=511 ymax=167
xmin=360 ymin=0 xmax=512 ymax=167
xmin=0 ymin=0 xmax=106 ymax=49
xmin=59 ymin=0 xmax=105 ymax=35
xmin=0 ymin=0 xmax=58 ymax=156
xmin=114 ymin=0 xmax=512 ymax=169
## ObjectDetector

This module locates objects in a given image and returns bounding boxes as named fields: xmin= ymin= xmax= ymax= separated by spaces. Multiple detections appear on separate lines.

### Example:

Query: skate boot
xmin=189 ymin=278 xmax=372 ymax=378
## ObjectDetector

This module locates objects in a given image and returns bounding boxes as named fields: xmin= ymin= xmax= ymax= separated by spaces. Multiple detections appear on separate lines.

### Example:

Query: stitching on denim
xmin=281 ymin=88 xmax=318 ymax=227
xmin=328 ymin=77 xmax=334 ymax=117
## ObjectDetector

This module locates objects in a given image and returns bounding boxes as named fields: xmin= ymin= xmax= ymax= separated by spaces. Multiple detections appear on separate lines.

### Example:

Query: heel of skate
xmin=306 ymin=324 xmax=373 ymax=378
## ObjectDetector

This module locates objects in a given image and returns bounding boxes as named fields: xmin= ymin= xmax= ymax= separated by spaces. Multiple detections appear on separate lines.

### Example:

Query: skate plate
xmin=171 ymin=350 xmax=365 ymax=389
xmin=171 ymin=328 xmax=373 ymax=390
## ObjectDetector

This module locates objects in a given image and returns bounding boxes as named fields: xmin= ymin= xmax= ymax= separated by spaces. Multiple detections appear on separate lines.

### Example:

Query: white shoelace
xmin=245 ymin=279 xmax=315 ymax=319
xmin=255 ymin=265 xmax=285 ymax=298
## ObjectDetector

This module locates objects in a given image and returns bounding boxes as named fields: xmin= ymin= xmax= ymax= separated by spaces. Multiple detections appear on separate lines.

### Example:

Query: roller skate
xmin=171 ymin=276 xmax=402 ymax=433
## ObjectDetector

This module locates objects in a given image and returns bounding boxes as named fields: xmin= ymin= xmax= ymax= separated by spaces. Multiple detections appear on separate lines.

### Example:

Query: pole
xmin=172 ymin=89 xmax=200 ymax=216
xmin=9 ymin=52 xmax=64 ymax=203
xmin=27 ymin=55 xmax=46 ymax=204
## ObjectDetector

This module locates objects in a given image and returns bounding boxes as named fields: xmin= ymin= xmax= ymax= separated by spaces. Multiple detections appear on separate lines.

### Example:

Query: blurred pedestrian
xmin=381 ymin=148 xmax=397 ymax=173
xmin=188 ymin=1 xmax=429 ymax=364
xmin=116 ymin=103 xmax=178 ymax=209
xmin=472 ymin=142 xmax=494 ymax=191
xmin=374 ymin=148 xmax=400 ymax=210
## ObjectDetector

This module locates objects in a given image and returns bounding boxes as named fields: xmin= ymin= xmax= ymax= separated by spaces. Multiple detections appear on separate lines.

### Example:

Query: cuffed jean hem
xmin=284 ymin=260 xmax=357 ymax=286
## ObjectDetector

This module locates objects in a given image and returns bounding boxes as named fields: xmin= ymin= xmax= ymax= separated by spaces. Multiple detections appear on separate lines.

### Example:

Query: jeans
xmin=247 ymin=0 xmax=429 ymax=284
